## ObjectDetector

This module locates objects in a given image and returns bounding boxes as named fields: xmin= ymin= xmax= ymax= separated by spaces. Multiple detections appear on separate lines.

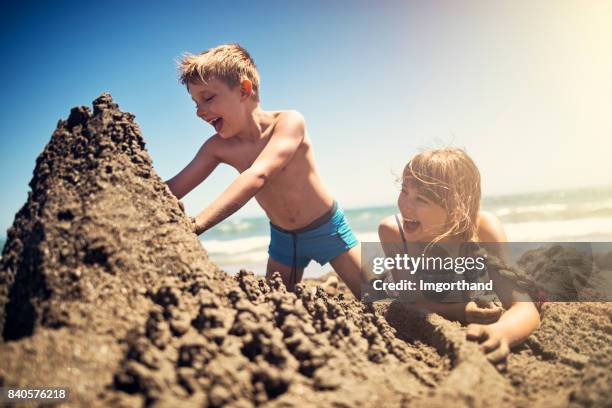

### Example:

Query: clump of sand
xmin=0 ymin=95 xmax=609 ymax=407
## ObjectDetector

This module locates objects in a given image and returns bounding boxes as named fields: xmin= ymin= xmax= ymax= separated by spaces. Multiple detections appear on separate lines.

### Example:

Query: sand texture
xmin=0 ymin=95 xmax=610 ymax=407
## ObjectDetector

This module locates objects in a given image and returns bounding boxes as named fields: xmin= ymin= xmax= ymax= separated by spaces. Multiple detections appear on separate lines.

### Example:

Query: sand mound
xmin=517 ymin=244 xmax=609 ymax=301
xmin=0 ymin=95 xmax=609 ymax=407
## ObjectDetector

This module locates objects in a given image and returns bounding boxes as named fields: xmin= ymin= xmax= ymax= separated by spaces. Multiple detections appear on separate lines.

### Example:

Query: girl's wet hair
xmin=402 ymin=147 xmax=481 ymax=244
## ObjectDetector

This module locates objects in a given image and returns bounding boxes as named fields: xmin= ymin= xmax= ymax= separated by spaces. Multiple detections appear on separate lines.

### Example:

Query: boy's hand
xmin=189 ymin=216 xmax=200 ymax=235
xmin=465 ymin=299 xmax=503 ymax=324
xmin=466 ymin=323 xmax=510 ymax=371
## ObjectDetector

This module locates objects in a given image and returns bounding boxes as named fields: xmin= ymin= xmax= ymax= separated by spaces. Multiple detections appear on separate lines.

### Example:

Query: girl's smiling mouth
xmin=403 ymin=218 xmax=421 ymax=233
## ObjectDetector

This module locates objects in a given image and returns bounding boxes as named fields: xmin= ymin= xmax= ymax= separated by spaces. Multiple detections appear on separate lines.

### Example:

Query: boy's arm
xmin=166 ymin=138 xmax=221 ymax=200
xmin=192 ymin=111 xmax=305 ymax=235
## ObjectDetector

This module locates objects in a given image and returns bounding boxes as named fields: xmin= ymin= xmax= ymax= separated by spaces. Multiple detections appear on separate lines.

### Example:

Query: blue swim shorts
xmin=268 ymin=201 xmax=358 ymax=272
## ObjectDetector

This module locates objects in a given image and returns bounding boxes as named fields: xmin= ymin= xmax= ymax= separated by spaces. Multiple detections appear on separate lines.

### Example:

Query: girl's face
xmin=397 ymin=180 xmax=449 ymax=243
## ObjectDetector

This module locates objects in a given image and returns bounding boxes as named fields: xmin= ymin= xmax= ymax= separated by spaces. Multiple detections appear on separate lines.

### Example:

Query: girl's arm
xmin=467 ymin=212 xmax=541 ymax=364
xmin=466 ymin=297 xmax=540 ymax=363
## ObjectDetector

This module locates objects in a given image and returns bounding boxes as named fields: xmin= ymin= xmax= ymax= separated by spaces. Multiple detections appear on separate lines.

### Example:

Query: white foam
xmin=216 ymin=219 xmax=255 ymax=233
xmin=355 ymin=211 xmax=376 ymax=220
xmin=355 ymin=231 xmax=380 ymax=242
xmin=204 ymin=230 xmax=384 ymax=277
xmin=504 ymin=217 xmax=612 ymax=241
xmin=494 ymin=203 xmax=567 ymax=217
xmin=202 ymin=235 xmax=269 ymax=255
xmin=212 ymin=250 xmax=269 ymax=265
xmin=494 ymin=200 xmax=612 ymax=221
xmin=202 ymin=216 xmax=612 ymax=280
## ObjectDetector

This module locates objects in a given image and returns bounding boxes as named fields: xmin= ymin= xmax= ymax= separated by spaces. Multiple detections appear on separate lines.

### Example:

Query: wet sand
xmin=0 ymin=95 xmax=610 ymax=407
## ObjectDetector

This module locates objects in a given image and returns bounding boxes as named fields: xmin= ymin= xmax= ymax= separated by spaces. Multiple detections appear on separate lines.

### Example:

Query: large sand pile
xmin=0 ymin=95 xmax=610 ymax=407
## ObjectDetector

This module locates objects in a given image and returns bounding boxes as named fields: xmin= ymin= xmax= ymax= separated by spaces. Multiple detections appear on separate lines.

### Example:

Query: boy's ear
xmin=240 ymin=79 xmax=253 ymax=100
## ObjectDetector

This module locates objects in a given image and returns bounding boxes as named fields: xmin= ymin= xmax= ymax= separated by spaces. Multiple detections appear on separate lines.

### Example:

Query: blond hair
xmin=178 ymin=43 xmax=260 ymax=102
xmin=403 ymin=147 xmax=481 ymax=244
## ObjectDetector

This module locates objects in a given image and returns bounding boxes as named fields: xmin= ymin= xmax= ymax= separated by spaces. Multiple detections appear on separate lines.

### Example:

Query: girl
xmin=378 ymin=147 xmax=540 ymax=366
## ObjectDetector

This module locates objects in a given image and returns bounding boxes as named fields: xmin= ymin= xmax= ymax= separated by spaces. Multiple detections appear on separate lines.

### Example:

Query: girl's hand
xmin=466 ymin=323 xmax=510 ymax=371
xmin=465 ymin=300 xmax=503 ymax=324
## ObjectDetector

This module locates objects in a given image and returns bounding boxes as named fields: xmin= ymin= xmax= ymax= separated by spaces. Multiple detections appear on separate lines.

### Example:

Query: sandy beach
xmin=0 ymin=96 xmax=610 ymax=407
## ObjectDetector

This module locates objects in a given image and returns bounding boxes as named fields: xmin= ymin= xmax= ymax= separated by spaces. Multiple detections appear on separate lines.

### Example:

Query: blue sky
xmin=1 ymin=0 xmax=611 ymax=236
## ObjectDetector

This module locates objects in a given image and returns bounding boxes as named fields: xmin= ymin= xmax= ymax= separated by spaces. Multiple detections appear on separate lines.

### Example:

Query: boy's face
xmin=397 ymin=181 xmax=448 ymax=243
xmin=188 ymin=77 xmax=246 ymax=138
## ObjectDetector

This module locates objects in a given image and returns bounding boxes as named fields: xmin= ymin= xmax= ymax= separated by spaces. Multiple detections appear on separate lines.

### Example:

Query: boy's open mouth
xmin=403 ymin=218 xmax=421 ymax=234
xmin=210 ymin=117 xmax=224 ymax=132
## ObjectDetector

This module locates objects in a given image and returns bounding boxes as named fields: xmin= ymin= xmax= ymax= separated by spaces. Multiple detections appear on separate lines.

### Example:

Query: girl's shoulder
xmin=477 ymin=211 xmax=507 ymax=242
xmin=378 ymin=213 xmax=402 ymax=241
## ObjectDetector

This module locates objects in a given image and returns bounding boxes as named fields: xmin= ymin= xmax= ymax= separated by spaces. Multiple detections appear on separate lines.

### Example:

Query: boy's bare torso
xmin=211 ymin=111 xmax=334 ymax=230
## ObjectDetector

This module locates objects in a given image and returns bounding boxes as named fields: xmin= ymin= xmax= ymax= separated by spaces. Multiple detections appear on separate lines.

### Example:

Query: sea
xmin=1 ymin=186 xmax=611 ymax=278
xmin=200 ymin=185 xmax=612 ymax=277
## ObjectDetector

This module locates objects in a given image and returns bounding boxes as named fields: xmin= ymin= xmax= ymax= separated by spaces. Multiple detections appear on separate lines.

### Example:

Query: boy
xmin=166 ymin=44 xmax=364 ymax=297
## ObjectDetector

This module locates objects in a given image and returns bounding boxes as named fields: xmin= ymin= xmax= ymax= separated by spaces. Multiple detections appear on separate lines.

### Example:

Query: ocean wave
xmin=492 ymin=200 xmax=612 ymax=223
xmin=504 ymin=217 xmax=612 ymax=241
xmin=210 ymin=249 xmax=269 ymax=265
xmin=202 ymin=231 xmax=381 ymax=255
xmin=200 ymin=215 xmax=612 ymax=267
xmin=495 ymin=203 xmax=568 ymax=216
xmin=354 ymin=211 xmax=376 ymax=220
xmin=202 ymin=236 xmax=270 ymax=255
xmin=201 ymin=218 xmax=612 ymax=278
xmin=216 ymin=219 xmax=256 ymax=234
xmin=354 ymin=231 xmax=381 ymax=242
